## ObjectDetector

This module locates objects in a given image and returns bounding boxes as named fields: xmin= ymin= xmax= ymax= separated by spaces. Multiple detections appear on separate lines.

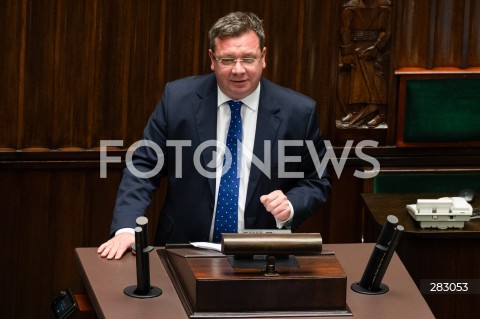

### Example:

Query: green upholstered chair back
xmin=403 ymin=78 xmax=480 ymax=143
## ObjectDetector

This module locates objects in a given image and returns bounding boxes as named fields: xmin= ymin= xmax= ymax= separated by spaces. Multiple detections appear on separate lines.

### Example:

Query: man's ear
xmin=208 ymin=49 xmax=215 ymax=71
xmin=261 ymin=47 xmax=267 ymax=69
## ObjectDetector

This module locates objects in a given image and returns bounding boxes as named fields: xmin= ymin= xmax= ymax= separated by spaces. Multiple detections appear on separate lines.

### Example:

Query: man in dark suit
xmin=98 ymin=11 xmax=331 ymax=259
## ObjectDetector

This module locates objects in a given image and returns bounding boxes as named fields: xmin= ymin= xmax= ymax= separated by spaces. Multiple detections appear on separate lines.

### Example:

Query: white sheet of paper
xmin=190 ymin=242 xmax=222 ymax=252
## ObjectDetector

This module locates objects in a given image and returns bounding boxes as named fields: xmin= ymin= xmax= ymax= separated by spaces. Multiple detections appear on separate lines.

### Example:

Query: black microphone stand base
xmin=124 ymin=285 xmax=162 ymax=299
xmin=351 ymin=282 xmax=389 ymax=295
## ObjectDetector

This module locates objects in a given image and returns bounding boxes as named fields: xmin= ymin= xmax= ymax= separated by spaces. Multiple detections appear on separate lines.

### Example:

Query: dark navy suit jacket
xmin=111 ymin=73 xmax=331 ymax=245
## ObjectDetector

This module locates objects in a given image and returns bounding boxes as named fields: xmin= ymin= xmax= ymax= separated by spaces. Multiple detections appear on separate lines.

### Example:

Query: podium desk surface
xmin=75 ymin=243 xmax=434 ymax=319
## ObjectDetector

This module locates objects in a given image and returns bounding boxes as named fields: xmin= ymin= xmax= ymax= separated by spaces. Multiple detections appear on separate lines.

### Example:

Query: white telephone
xmin=406 ymin=197 xmax=472 ymax=229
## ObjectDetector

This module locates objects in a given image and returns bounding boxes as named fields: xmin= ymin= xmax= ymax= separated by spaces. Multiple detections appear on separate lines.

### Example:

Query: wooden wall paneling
xmin=0 ymin=171 xmax=20 ymax=318
xmin=163 ymin=0 xmax=202 ymax=82
xmin=197 ymin=2 xmax=221 ymax=76
xmin=302 ymin=0 xmax=340 ymax=140
xmin=0 ymin=0 xmax=22 ymax=149
xmin=119 ymin=1 xmax=134 ymax=145
xmin=394 ymin=0 xmax=431 ymax=68
xmin=327 ymin=166 xmax=365 ymax=243
xmin=85 ymin=1 xmax=100 ymax=149
xmin=385 ymin=0 xmax=400 ymax=145
xmin=0 ymin=163 xmax=135 ymax=319
xmin=433 ymin=0 xmax=467 ymax=67
xmin=124 ymin=0 xmax=164 ymax=147
xmin=427 ymin=0 xmax=437 ymax=68
xmin=51 ymin=0 xmax=97 ymax=149
xmin=466 ymin=0 xmax=480 ymax=66
xmin=21 ymin=0 xmax=57 ymax=149
xmin=14 ymin=170 xmax=53 ymax=318
xmin=49 ymin=170 xmax=89 ymax=313
xmin=3 ymin=0 xmax=479 ymax=150
xmin=147 ymin=0 xmax=167 ymax=104
xmin=461 ymin=0 xmax=471 ymax=68
xmin=89 ymin=1 xmax=132 ymax=147
xmin=81 ymin=0 xmax=168 ymax=149
xmin=262 ymin=1 xmax=303 ymax=91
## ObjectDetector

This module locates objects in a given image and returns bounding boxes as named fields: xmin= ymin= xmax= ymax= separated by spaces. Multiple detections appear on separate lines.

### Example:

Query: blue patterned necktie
xmin=213 ymin=100 xmax=243 ymax=242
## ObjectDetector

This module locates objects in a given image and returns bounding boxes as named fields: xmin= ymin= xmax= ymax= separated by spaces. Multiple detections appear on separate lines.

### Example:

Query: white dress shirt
xmin=209 ymin=84 xmax=293 ymax=240
xmin=212 ymin=86 xmax=260 ymax=234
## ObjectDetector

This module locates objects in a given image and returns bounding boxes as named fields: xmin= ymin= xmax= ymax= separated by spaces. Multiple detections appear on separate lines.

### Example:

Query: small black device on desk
xmin=51 ymin=288 xmax=77 ymax=319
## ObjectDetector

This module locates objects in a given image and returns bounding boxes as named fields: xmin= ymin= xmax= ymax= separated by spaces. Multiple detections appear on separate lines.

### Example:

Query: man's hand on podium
xmin=97 ymin=233 xmax=135 ymax=260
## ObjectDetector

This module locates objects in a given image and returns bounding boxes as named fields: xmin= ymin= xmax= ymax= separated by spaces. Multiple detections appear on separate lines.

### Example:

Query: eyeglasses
xmin=212 ymin=53 xmax=263 ymax=67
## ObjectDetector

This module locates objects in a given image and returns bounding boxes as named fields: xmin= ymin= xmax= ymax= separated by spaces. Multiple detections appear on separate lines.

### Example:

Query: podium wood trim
xmin=158 ymin=246 xmax=351 ymax=318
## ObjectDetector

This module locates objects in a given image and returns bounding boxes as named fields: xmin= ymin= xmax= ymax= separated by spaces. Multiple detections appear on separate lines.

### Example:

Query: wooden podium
xmin=160 ymin=246 xmax=351 ymax=318
xmin=75 ymin=243 xmax=436 ymax=319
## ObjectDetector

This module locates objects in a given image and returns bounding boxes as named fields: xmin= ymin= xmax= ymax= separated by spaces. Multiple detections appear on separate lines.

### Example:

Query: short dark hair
xmin=208 ymin=12 xmax=265 ymax=52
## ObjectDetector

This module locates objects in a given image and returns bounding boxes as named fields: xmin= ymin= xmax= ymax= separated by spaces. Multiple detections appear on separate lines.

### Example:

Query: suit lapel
xmin=245 ymin=82 xmax=282 ymax=209
xmin=192 ymin=75 xmax=218 ymax=197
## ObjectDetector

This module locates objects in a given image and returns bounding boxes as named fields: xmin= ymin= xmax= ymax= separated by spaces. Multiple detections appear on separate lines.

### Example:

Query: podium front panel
xmin=160 ymin=246 xmax=350 ymax=317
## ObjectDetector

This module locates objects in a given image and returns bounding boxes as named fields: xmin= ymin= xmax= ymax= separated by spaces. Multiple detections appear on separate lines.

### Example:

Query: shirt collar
xmin=217 ymin=83 xmax=260 ymax=112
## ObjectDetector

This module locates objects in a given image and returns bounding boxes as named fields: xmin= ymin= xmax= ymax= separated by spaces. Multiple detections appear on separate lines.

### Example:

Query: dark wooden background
xmin=1 ymin=0 xmax=479 ymax=318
